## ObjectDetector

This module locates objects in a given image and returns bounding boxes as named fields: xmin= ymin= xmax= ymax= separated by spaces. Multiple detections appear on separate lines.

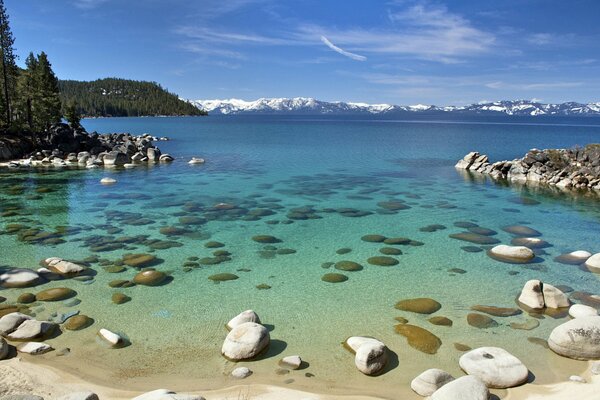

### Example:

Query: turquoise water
xmin=1 ymin=116 xmax=600 ymax=397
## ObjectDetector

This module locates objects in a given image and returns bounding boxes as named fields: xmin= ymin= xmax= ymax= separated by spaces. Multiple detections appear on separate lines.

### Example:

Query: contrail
xmin=320 ymin=35 xmax=367 ymax=61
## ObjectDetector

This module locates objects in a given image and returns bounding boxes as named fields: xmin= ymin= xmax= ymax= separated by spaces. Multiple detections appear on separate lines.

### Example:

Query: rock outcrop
xmin=456 ymin=145 xmax=600 ymax=192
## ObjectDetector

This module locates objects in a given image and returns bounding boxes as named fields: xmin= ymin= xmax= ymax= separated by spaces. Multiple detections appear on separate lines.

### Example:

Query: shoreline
xmin=1 ymin=357 xmax=599 ymax=400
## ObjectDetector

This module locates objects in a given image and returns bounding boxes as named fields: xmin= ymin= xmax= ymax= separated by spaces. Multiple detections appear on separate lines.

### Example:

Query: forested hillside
xmin=58 ymin=78 xmax=206 ymax=117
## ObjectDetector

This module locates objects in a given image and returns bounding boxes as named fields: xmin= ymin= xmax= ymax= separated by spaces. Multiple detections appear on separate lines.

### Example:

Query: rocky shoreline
xmin=0 ymin=123 xmax=173 ymax=168
xmin=456 ymin=144 xmax=600 ymax=192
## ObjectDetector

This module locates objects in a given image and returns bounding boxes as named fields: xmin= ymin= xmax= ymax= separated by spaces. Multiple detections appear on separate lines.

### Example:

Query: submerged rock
xmin=395 ymin=298 xmax=441 ymax=314
xmin=428 ymin=316 xmax=453 ymax=326
xmin=488 ymin=245 xmax=534 ymax=263
xmin=411 ymin=368 xmax=454 ymax=397
xmin=209 ymin=273 xmax=239 ymax=282
xmin=279 ymin=355 xmax=302 ymax=370
xmin=361 ymin=234 xmax=387 ymax=243
xmin=231 ymin=367 xmax=252 ymax=379
xmin=548 ymin=316 xmax=600 ymax=360
xmin=221 ymin=322 xmax=270 ymax=361
xmin=554 ymin=250 xmax=592 ymax=265
xmin=64 ymin=315 xmax=93 ymax=331
xmin=449 ymin=232 xmax=500 ymax=245
xmin=122 ymin=253 xmax=158 ymax=268
xmin=36 ymin=288 xmax=77 ymax=302
xmin=502 ymin=225 xmax=542 ymax=237
xmin=467 ymin=313 xmax=498 ymax=329
xmin=133 ymin=270 xmax=167 ymax=286
xmin=459 ymin=347 xmax=529 ymax=388
xmin=334 ymin=261 xmax=363 ymax=271
xmin=321 ymin=273 xmax=348 ymax=283
xmin=367 ymin=256 xmax=399 ymax=266
xmin=98 ymin=328 xmax=124 ymax=347
xmin=394 ymin=324 xmax=442 ymax=354
xmin=251 ymin=235 xmax=281 ymax=244
xmin=470 ymin=305 xmax=522 ymax=317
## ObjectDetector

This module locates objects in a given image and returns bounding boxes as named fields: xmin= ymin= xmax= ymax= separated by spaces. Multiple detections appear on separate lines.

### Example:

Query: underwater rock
xmin=321 ymin=273 xmax=348 ymax=283
xmin=231 ymin=367 xmax=253 ymax=379
xmin=222 ymin=322 xmax=270 ymax=361
xmin=502 ymin=225 xmax=542 ymax=237
xmin=383 ymin=237 xmax=411 ymax=245
xmin=122 ymin=253 xmax=158 ymax=268
xmin=361 ymin=234 xmax=387 ymax=243
xmin=133 ymin=270 xmax=167 ymax=286
xmin=470 ymin=305 xmax=522 ymax=317
xmin=394 ymin=324 xmax=442 ymax=354
xmin=17 ymin=293 xmax=36 ymax=304
xmin=459 ymin=347 xmax=529 ymax=388
xmin=36 ymin=288 xmax=77 ymax=302
xmin=379 ymin=247 xmax=403 ymax=255
xmin=367 ymin=256 xmax=399 ymax=266
xmin=554 ymin=250 xmax=592 ymax=265
xmin=205 ymin=241 xmax=225 ymax=248
xmin=334 ymin=261 xmax=363 ymax=272
xmin=256 ymin=283 xmax=271 ymax=290
xmin=98 ymin=328 xmax=123 ymax=347
xmin=64 ymin=315 xmax=93 ymax=330
xmin=488 ymin=245 xmax=535 ymax=263
xmin=467 ymin=313 xmax=498 ymax=329
xmin=449 ymin=232 xmax=500 ymax=245
xmin=112 ymin=292 xmax=131 ymax=304
xmin=510 ymin=319 xmax=540 ymax=331
xmin=208 ymin=273 xmax=239 ymax=282
xmin=510 ymin=237 xmax=550 ymax=249
xmin=336 ymin=248 xmax=352 ymax=255
xmin=395 ymin=298 xmax=441 ymax=314
xmin=428 ymin=316 xmax=453 ymax=326
xmin=252 ymin=235 xmax=281 ymax=244
xmin=279 ymin=355 xmax=302 ymax=370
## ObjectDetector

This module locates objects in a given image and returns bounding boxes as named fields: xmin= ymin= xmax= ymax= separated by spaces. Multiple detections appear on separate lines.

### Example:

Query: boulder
xmin=226 ymin=310 xmax=261 ymax=331
xmin=36 ymin=287 xmax=77 ymax=301
xmin=343 ymin=337 xmax=388 ymax=376
xmin=231 ymin=367 xmax=252 ymax=379
xmin=431 ymin=375 xmax=489 ymax=400
xmin=410 ymin=368 xmax=454 ymax=397
xmin=147 ymin=148 xmax=161 ymax=162
xmin=585 ymin=253 xmax=600 ymax=273
xmin=0 ymin=337 xmax=8 ymax=359
xmin=569 ymin=304 xmax=598 ymax=319
xmin=0 ymin=312 xmax=32 ymax=335
xmin=459 ymin=347 xmax=529 ymax=388
xmin=8 ymin=320 xmax=56 ymax=340
xmin=133 ymin=270 xmax=167 ymax=286
xmin=100 ymin=177 xmax=117 ymax=185
xmin=222 ymin=322 xmax=269 ymax=361
xmin=188 ymin=158 xmax=205 ymax=165
xmin=103 ymin=151 xmax=129 ymax=166
xmin=98 ymin=328 xmax=124 ymax=347
xmin=395 ymin=298 xmax=441 ymax=314
xmin=555 ymin=250 xmax=592 ymax=265
xmin=518 ymin=280 xmax=544 ymax=309
xmin=131 ymin=389 xmax=205 ymax=400
xmin=58 ymin=392 xmax=99 ymax=400
xmin=44 ymin=257 xmax=86 ymax=276
xmin=17 ymin=342 xmax=53 ymax=355
xmin=548 ymin=316 xmax=600 ymax=360
xmin=0 ymin=268 xmax=40 ymax=288
xmin=488 ymin=245 xmax=534 ymax=263
xmin=279 ymin=355 xmax=302 ymax=370
xmin=542 ymin=283 xmax=570 ymax=308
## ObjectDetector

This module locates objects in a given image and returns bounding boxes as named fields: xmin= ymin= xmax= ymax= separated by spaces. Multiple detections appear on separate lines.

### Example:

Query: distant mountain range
xmin=189 ymin=98 xmax=600 ymax=117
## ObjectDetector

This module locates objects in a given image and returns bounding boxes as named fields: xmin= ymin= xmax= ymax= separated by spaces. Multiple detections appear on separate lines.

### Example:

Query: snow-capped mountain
xmin=189 ymin=97 xmax=600 ymax=117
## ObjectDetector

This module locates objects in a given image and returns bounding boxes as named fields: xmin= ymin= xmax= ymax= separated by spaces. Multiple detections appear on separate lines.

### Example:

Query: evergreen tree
xmin=64 ymin=101 xmax=81 ymax=129
xmin=0 ymin=0 xmax=18 ymax=129
xmin=32 ymin=52 xmax=61 ymax=130
xmin=15 ymin=52 xmax=37 ymax=130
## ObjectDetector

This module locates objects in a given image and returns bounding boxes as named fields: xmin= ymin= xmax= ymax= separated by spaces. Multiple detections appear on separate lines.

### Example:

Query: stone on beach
xmin=548 ymin=316 xmax=600 ymax=360
xmin=131 ymin=389 xmax=205 ymax=400
xmin=17 ymin=341 xmax=53 ymax=355
xmin=279 ymin=355 xmax=302 ymax=370
xmin=585 ymin=253 xmax=600 ymax=273
xmin=430 ymin=375 xmax=489 ymax=400
xmin=344 ymin=336 xmax=388 ymax=376
xmin=410 ymin=368 xmax=454 ymax=397
xmin=518 ymin=280 xmax=545 ymax=309
xmin=221 ymin=322 xmax=270 ymax=361
xmin=0 ymin=268 xmax=41 ymax=288
xmin=0 ymin=312 xmax=32 ymax=335
xmin=226 ymin=310 xmax=261 ymax=331
xmin=459 ymin=347 xmax=529 ymax=388
xmin=569 ymin=304 xmax=598 ymax=319
xmin=488 ymin=245 xmax=534 ymax=263
xmin=231 ymin=367 xmax=253 ymax=379
xmin=8 ymin=320 xmax=56 ymax=340
xmin=98 ymin=328 xmax=124 ymax=347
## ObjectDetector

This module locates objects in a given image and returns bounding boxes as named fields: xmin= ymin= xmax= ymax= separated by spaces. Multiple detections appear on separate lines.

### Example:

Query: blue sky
xmin=7 ymin=0 xmax=600 ymax=105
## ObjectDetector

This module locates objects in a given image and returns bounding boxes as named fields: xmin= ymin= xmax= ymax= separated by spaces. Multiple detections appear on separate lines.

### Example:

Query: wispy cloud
xmin=320 ymin=36 xmax=366 ymax=61
xmin=176 ymin=26 xmax=292 ymax=45
xmin=72 ymin=0 xmax=108 ymax=10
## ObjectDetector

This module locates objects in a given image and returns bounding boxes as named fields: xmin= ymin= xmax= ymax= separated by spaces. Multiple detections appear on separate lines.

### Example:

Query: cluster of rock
xmin=1 ymin=123 xmax=172 ymax=168
xmin=456 ymin=145 xmax=600 ymax=191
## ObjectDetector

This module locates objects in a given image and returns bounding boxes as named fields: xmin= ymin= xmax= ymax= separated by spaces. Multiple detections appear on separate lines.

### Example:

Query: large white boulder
xmin=221 ymin=322 xmax=270 ymax=361
xmin=459 ymin=347 xmax=529 ymax=388
xmin=431 ymin=375 xmax=489 ymax=400
xmin=569 ymin=304 xmax=598 ymax=319
xmin=344 ymin=336 xmax=388 ymax=376
xmin=0 ymin=312 xmax=32 ymax=336
xmin=44 ymin=257 xmax=86 ymax=275
xmin=489 ymin=245 xmax=534 ymax=263
xmin=0 ymin=268 xmax=40 ymax=288
xmin=518 ymin=280 xmax=544 ymax=309
xmin=17 ymin=342 xmax=53 ymax=355
xmin=226 ymin=310 xmax=261 ymax=331
xmin=410 ymin=368 xmax=454 ymax=397
xmin=131 ymin=389 xmax=205 ymax=400
xmin=7 ymin=320 xmax=56 ymax=340
xmin=585 ymin=253 xmax=600 ymax=273
xmin=542 ymin=283 xmax=570 ymax=309
xmin=548 ymin=316 xmax=600 ymax=360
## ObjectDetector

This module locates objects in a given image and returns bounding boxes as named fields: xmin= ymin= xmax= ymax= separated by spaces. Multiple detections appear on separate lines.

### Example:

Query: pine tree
xmin=64 ymin=101 xmax=81 ymax=129
xmin=16 ymin=52 xmax=37 ymax=130
xmin=0 ymin=0 xmax=18 ymax=130
xmin=32 ymin=52 xmax=61 ymax=131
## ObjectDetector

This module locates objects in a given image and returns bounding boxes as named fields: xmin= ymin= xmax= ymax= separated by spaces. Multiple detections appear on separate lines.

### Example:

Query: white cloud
xmin=176 ymin=26 xmax=292 ymax=45
xmin=320 ymin=36 xmax=366 ymax=61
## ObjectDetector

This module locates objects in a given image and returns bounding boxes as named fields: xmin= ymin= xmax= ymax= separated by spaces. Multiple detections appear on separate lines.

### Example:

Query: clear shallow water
xmin=1 ymin=116 xmax=600 ymax=398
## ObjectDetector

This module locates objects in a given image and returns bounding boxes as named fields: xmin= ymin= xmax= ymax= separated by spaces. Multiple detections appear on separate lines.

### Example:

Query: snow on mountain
xmin=189 ymin=97 xmax=600 ymax=117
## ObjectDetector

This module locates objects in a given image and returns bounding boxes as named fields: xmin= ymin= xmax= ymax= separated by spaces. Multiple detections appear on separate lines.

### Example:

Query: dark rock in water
xmin=461 ymin=246 xmax=484 ymax=253
xmin=395 ymin=316 xmax=409 ymax=324
xmin=109 ymin=280 xmax=135 ymax=288
xmin=448 ymin=268 xmax=466 ymax=274
xmin=36 ymin=288 xmax=77 ymax=302
xmin=112 ymin=292 xmax=131 ymax=304
xmin=383 ymin=237 xmax=411 ymax=245
xmin=502 ymin=225 xmax=542 ymax=237
xmin=159 ymin=226 xmax=190 ymax=236
xmin=468 ymin=227 xmax=497 ymax=236
xmin=510 ymin=237 xmax=550 ymax=249
xmin=510 ymin=197 xmax=541 ymax=206
xmin=394 ymin=324 xmax=442 ymax=354
xmin=361 ymin=234 xmax=387 ymax=243
xmin=527 ymin=337 xmax=549 ymax=349
xmin=334 ymin=261 xmax=363 ymax=272
xmin=122 ymin=253 xmax=158 ymax=268
xmin=252 ymin=235 xmax=281 ymax=244
xmin=377 ymin=201 xmax=410 ymax=211
xmin=133 ymin=270 xmax=167 ymax=286
xmin=276 ymin=248 xmax=296 ymax=255
xmin=395 ymin=298 xmax=441 ymax=314
xmin=449 ymin=232 xmax=501 ymax=245
xmin=64 ymin=314 xmax=93 ymax=331
xmin=380 ymin=247 xmax=403 ymax=255
xmin=104 ymin=265 xmax=126 ymax=273
xmin=321 ymin=273 xmax=348 ymax=283
xmin=454 ymin=221 xmax=478 ymax=229
xmin=467 ymin=313 xmax=498 ymax=329
xmin=367 ymin=256 xmax=399 ymax=266
xmin=321 ymin=262 xmax=334 ymax=269
xmin=205 ymin=241 xmax=225 ymax=248
xmin=208 ymin=273 xmax=239 ymax=282
xmin=454 ymin=342 xmax=472 ymax=352
xmin=17 ymin=293 xmax=36 ymax=304
xmin=510 ymin=319 xmax=540 ymax=330
xmin=148 ymin=240 xmax=183 ymax=250
xmin=428 ymin=316 xmax=453 ymax=326
xmin=256 ymin=283 xmax=271 ymax=290
xmin=178 ymin=216 xmax=206 ymax=225
xmin=336 ymin=248 xmax=352 ymax=255
xmin=471 ymin=305 xmax=522 ymax=317
xmin=419 ymin=224 xmax=446 ymax=232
